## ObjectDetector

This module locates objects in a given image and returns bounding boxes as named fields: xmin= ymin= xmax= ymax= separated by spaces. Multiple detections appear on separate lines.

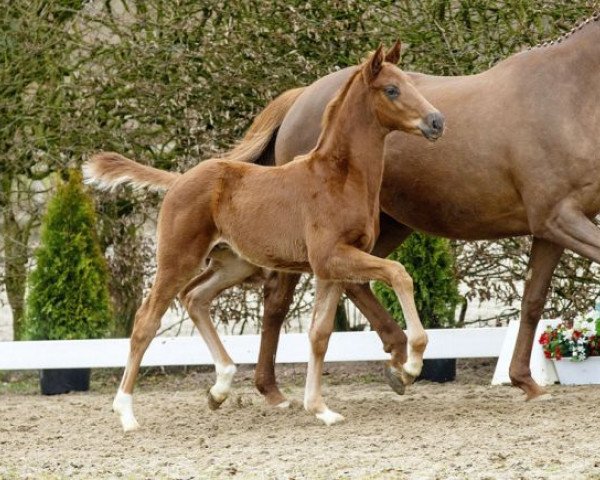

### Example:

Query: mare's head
xmin=363 ymin=42 xmax=444 ymax=141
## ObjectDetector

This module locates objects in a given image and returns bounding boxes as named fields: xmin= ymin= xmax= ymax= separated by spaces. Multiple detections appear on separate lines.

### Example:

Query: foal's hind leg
xmin=114 ymin=260 xmax=206 ymax=431
xmin=180 ymin=255 xmax=261 ymax=409
xmin=113 ymin=204 xmax=217 ymax=431
xmin=304 ymin=280 xmax=345 ymax=425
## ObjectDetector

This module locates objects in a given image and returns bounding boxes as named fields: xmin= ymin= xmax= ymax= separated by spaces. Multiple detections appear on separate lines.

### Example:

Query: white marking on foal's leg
xmin=403 ymin=344 xmax=424 ymax=378
xmin=209 ymin=363 xmax=237 ymax=403
xmin=113 ymin=389 xmax=140 ymax=432
xmin=276 ymin=400 xmax=291 ymax=409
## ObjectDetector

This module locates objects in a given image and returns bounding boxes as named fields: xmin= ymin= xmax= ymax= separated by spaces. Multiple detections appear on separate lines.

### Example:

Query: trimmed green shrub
xmin=24 ymin=171 xmax=112 ymax=340
xmin=373 ymin=233 xmax=460 ymax=329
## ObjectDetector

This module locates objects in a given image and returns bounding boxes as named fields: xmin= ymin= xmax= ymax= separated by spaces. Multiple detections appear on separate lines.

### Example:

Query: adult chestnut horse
xmin=85 ymin=46 xmax=444 ymax=430
xmin=194 ymin=14 xmax=600 ymax=407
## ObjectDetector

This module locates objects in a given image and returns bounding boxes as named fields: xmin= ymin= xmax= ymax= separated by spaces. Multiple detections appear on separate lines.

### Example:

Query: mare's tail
xmin=220 ymin=87 xmax=305 ymax=165
xmin=83 ymin=87 xmax=305 ymax=191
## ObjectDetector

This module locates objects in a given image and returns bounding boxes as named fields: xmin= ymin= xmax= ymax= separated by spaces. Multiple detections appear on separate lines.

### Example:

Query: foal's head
xmin=362 ymin=42 xmax=444 ymax=141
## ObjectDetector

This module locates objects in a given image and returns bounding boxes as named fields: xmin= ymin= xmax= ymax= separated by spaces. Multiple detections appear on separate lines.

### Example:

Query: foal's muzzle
xmin=420 ymin=111 xmax=445 ymax=141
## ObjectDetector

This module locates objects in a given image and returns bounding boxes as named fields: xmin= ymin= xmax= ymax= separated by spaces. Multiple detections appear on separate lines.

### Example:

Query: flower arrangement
xmin=539 ymin=318 xmax=600 ymax=361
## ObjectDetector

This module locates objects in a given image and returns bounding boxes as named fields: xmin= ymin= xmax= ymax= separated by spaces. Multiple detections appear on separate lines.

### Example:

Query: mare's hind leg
xmin=179 ymin=253 xmax=261 ymax=409
xmin=255 ymin=271 xmax=301 ymax=408
xmin=509 ymin=237 xmax=563 ymax=400
xmin=304 ymin=280 xmax=344 ymax=425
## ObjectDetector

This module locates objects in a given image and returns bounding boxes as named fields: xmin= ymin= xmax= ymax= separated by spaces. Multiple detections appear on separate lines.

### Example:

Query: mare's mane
xmin=527 ymin=11 xmax=600 ymax=51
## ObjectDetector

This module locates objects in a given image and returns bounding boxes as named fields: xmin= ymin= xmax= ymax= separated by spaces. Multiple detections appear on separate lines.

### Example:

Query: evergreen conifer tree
xmin=373 ymin=233 xmax=460 ymax=329
xmin=25 ymin=171 xmax=112 ymax=340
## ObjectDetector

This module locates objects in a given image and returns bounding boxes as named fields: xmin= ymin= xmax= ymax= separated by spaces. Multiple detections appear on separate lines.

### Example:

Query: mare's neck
xmin=310 ymin=80 xmax=389 ymax=203
xmin=521 ymin=17 xmax=600 ymax=81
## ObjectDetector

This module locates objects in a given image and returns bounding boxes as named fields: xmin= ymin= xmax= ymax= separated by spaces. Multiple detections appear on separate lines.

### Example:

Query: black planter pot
xmin=417 ymin=358 xmax=456 ymax=383
xmin=40 ymin=368 xmax=91 ymax=395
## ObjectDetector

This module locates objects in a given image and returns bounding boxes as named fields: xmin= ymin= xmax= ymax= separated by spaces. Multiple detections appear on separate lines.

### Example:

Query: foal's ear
xmin=385 ymin=40 xmax=402 ymax=64
xmin=364 ymin=44 xmax=384 ymax=83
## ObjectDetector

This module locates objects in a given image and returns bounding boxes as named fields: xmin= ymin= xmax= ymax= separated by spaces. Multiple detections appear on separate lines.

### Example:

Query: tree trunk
xmin=1 ymin=175 xmax=31 ymax=340
xmin=105 ymin=220 xmax=146 ymax=338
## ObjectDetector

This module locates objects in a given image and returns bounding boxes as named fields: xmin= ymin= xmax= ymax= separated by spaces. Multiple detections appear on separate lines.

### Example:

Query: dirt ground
xmin=1 ymin=359 xmax=600 ymax=480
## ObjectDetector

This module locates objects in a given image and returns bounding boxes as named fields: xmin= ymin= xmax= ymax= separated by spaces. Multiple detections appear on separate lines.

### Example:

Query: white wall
xmin=0 ymin=298 xmax=13 ymax=341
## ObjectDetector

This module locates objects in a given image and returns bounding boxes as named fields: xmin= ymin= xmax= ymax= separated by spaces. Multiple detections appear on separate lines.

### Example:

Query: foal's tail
xmin=83 ymin=87 xmax=304 ymax=191
xmin=83 ymin=152 xmax=180 ymax=191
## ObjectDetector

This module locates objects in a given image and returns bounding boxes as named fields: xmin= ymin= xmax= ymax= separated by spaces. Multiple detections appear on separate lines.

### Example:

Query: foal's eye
xmin=384 ymin=85 xmax=400 ymax=100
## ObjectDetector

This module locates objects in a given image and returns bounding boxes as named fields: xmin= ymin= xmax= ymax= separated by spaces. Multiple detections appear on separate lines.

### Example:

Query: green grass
xmin=0 ymin=371 xmax=39 ymax=395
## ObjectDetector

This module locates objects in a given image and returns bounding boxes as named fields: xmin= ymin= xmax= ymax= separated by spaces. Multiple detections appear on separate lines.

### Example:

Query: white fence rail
xmin=0 ymin=328 xmax=507 ymax=370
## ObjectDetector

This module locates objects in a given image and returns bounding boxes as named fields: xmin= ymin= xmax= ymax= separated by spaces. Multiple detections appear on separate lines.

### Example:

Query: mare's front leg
xmin=509 ymin=237 xmax=563 ymax=400
xmin=304 ymin=280 xmax=345 ymax=425
xmin=179 ymin=253 xmax=260 ymax=409
xmin=255 ymin=271 xmax=301 ymax=408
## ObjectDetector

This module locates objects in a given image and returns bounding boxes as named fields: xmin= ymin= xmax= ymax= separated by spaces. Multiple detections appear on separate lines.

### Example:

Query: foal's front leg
xmin=313 ymin=245 xmax=428 ymax=382
xmin=304 ymin=280 xmax=345 ymax=425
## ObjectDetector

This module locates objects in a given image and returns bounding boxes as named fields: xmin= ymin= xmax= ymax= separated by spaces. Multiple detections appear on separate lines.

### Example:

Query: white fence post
xmin=491 ymin=319 xmax=559 ymax=386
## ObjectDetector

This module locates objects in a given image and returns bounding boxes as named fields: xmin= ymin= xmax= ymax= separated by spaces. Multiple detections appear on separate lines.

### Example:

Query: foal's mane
xmin=527 ymin=11 xmax=600 ymax=51
xmin=313 ymin=68 xmax=363 ymax=151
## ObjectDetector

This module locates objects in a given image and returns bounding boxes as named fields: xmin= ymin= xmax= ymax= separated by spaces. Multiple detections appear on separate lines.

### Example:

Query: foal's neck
xmin=311 ymin=77 xmax=389 ymax=199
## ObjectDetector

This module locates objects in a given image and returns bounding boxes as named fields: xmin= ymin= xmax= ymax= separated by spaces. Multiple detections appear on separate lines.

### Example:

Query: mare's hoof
xmin=263 ymin=389 xmax=289 ymax=408
xmin=384 ymin=363 xmax=406 ymax=395
xmin=207 ymin=389 xmax=226 ymax=410
xmin=527 ymin=392 xmax=552 ymax=402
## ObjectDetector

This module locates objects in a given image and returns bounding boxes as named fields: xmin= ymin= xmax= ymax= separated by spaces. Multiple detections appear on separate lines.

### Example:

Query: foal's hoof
xmin=207 ymin=389 xmax=226 ymax=411
xmin=120 ymin=416 xmax=141 ymax=433
xmin=315 ymin=409 xmax=345 ymax=426
xmin=113 ymin=390 xmax=140 ymax=432
xmin=383 ymin=363 xmax=406 ymax=395
xmin=400 ymin=359 xmax=423 ymax=385
xmin=400 ymin=367 xmax=418 ymax=386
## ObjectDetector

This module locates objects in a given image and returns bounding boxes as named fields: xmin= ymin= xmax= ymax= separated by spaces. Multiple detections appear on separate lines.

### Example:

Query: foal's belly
xmin=220 ymin=232 xmax=311 ymax=273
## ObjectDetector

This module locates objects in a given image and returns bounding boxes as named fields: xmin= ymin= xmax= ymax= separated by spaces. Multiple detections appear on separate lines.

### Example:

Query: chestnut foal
xmin=85 ymin=45 xmax=443 ymax=430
